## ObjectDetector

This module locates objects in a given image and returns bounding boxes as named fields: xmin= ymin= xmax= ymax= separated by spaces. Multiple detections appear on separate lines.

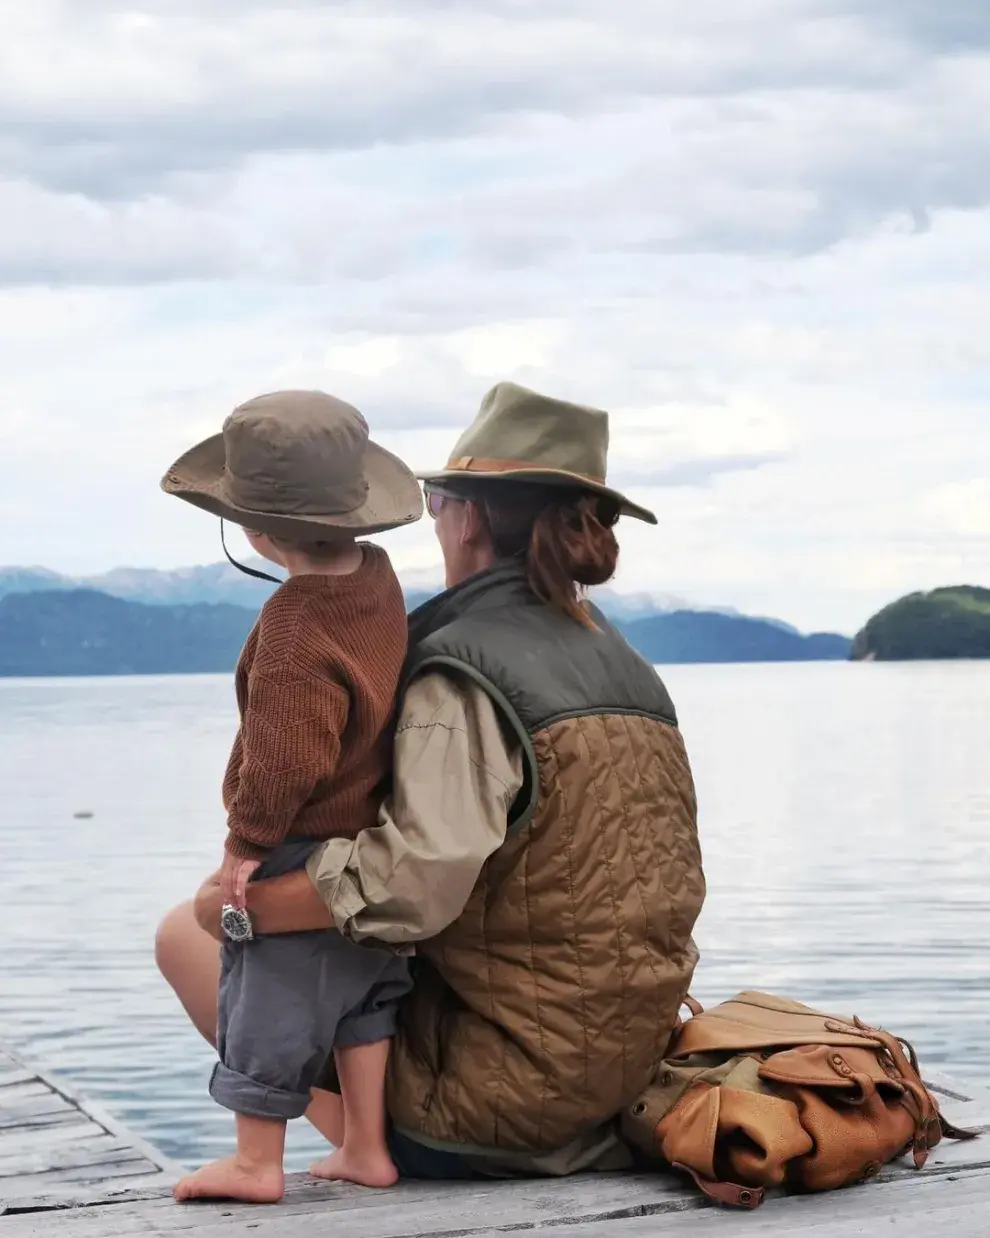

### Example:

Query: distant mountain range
xmin=0 ymin=561 xmax=852 ymax=676
xmin=0 ymin=590 xmax=256 ymax=678
xmin=0 ymin=563 xmax=282 ymax=610
xmin=619 ymin=610 xmax=849 ymax=664
xmin=0 ymin=561 xmax=807 ymax=629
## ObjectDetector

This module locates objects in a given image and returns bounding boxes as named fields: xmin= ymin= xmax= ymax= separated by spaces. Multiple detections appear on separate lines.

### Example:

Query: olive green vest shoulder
xmin=406 ymin=565 xmax=679 ymax=824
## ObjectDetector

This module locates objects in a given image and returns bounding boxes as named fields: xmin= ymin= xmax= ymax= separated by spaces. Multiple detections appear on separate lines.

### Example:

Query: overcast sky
xmin=1 ymin=1 xmax=988 ymax=632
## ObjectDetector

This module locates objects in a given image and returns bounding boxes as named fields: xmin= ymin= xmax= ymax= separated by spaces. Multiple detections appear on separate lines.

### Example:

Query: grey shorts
xmin=209 ymin=839 xmax=412 ymax=1122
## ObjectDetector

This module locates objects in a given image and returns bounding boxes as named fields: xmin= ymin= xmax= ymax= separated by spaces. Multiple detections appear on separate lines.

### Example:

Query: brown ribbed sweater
xmin=222 ymin=544 xmax=407 ymax=860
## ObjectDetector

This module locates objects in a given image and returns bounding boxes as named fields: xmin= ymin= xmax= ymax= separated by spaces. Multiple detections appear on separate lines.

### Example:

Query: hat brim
xmin=163 ymin=433 xmax=424 ymax=538
xmin=417 ymin=466 xmax=657 ymax=525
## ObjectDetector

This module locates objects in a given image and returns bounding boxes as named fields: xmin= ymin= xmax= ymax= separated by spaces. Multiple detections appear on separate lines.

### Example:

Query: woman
xmin=156 ymin=380 xmax=706 ymax=1180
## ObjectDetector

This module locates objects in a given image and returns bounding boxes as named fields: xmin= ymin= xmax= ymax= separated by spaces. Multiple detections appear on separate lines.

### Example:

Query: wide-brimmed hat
xmin=162 ymin=390 xmax=423 ymax=539
xmin=418 ymin=381 xmax=656 ymax=524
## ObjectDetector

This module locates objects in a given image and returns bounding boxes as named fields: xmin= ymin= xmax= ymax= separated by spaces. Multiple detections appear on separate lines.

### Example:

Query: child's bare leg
xmin=174 ymin=1114 xmax=286 ymax=1203
xmin=310 ymin=1040 xmax=397 ymax=1187
xmin=307 ymin=1086 xmax=345 ymax=1147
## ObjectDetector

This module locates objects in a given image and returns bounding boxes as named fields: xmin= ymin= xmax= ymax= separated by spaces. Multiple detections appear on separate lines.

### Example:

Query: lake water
xmin=1 ymin=663 xmax=988 ymax=1171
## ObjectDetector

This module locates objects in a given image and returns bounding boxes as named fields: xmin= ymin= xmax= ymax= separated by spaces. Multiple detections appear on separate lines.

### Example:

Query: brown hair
xmin=269 ymin=534 xmax=355 ymax=563
xmin=450 ymin=480 xmax=620 ymax=628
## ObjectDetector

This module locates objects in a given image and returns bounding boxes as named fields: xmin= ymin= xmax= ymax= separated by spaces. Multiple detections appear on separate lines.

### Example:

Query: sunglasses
xmin=424 ymin=487 xmax=463 ymax=519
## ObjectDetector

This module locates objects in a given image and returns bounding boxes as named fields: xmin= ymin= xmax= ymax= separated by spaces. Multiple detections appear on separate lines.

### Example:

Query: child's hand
xmin=220 ymin=851 xmax=261 ymax=910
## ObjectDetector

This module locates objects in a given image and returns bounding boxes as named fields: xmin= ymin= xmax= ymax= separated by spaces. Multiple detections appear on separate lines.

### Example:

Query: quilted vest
xmin=387 ymin=565 xmax=706 ymax=1154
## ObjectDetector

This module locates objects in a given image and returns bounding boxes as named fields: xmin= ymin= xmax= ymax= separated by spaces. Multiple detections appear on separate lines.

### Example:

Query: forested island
xmin=851 ymin=586 xmax=990 ymax=661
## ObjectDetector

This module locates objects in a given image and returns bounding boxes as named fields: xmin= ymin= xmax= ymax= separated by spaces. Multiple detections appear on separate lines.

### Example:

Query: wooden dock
xmin=0 ymin=1046 xmax=178 ymax=1213
xmin=1 ymin=1065 xmax=988 ymax=1236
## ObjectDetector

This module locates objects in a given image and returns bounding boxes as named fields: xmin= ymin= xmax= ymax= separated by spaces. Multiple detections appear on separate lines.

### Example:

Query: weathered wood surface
xmin=0 ymin=1047 xmax=178 ymax=1211
xmin=1 ymin=1072 xmax=988 ymax=1237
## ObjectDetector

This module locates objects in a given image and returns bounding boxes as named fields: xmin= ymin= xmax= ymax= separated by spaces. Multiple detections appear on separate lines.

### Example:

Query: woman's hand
xmin=193 ymin=872 xmax=225 ymax=941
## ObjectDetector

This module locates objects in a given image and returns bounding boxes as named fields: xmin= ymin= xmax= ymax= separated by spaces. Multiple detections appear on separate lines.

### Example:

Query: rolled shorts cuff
xmin=209 ymin=1062 xmax=311 ymax=1121
xmin=334 ymin=1005 xmax=400 ymax=1049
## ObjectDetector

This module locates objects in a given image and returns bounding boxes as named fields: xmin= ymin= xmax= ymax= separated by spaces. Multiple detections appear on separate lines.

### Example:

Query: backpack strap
xmin=825 ymin=1017 xmax=979 ymax=1164
xmin=672 ymin=1163 xmax=764 ymax=1209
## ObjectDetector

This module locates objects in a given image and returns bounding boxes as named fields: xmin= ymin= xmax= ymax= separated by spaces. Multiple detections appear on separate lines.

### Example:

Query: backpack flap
xmin=669 ymin=991 xmax=879 ymax=1058
xmin=624 ymin=992 xmax=979 ymax=1209
xmin=655 ymin=1054 xmax=813 ymax=1207
xmin=756 ymin=1043 xmax=921 ymax=1190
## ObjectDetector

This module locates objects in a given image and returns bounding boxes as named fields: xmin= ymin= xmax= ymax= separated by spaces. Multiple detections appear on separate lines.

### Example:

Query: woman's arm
xmin=194 ymin=670 xmax=522 ymax=945
xmin=193 ymin=869 xmax=334 ymax=940
xmin=307 ymin=670 xmax=523 ymax=946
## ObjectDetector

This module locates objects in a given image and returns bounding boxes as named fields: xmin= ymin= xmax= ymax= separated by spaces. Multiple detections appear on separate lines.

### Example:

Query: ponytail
xmin=456 ymin=481 xmax=620 ymax=629
xmin=526 ymin=495 xmax=619 ymax=628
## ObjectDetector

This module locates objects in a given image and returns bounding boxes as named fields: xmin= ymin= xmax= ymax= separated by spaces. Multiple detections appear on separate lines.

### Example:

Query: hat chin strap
xmin=220 ymin=519 xmax=283 ymax=586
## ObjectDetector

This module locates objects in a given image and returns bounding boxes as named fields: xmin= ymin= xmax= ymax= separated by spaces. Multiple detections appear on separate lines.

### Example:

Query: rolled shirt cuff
xmin=305 ymin=840 xmax=413 ymax=956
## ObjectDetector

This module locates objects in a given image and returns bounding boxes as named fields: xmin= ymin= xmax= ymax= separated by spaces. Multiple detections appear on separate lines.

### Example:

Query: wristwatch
xmin=220 ymin=904 xmax=255 ymax=943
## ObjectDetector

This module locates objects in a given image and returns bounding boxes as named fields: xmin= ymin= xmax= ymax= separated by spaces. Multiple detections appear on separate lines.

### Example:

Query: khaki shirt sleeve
xmin=306 ymin=669 xmax=523 ymax=945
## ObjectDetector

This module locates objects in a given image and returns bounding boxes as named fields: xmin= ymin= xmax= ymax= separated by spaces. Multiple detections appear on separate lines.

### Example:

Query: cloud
xmin=1 ymin=2 xmax=988 ymax=283
xmin=615 ymin=453 xmax=789 ymax=489
xmin=855 ymin=0 xmax=990 ymax=50
xmin=922 ymin=480 xmax=990 ymax=538
xmin=0 ymin=1 xmax=988 ymax=632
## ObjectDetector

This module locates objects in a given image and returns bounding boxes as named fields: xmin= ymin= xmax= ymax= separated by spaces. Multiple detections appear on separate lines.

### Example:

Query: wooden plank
xmin=4 ymin=1168 xmax=990 ymax=1238
xmin=0 ymin=1159 xmax=162 ymax=1202
xmin=0 ymin=1122 xmax=107 ymax=1157
xmin=0 ymin=1070 xmax=37 ymax=1091
xmin=0 ymin=1049 xmax=179 ymax=1178
xmin=927 ymin=1072 xmax=990 ymax=1107
xmin=0 ymin=1066 xmax=985 ymax=1235
xmin=0 ymin=1102 xmax=84 ymax=1131
xmin=0 ymin=1084 xmax=55 ymax=1106
xmin=0 ymin=1045 xmax=179 ymax=1209
xmin=12 ymin=1115 xmax=984 ymax=1218
xmin=0 ymin=1171 xmax=705 ymax=1234
xmin=464 ymin=1170 xmax=990 ymax=1237
xmin=0 ymin=1086 xmax=75 ymax=1115
xmin=6 ymin=1176 xmax=689 ymax=1235
xmin=5 ymin=1147 xmax=990 ymax=1238
xmin=0 ymin=1135 xmax=156 ymax=1178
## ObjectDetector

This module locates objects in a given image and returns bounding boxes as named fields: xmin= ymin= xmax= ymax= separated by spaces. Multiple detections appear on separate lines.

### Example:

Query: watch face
xmin=221 ymin=905 xmax=253 ymax=942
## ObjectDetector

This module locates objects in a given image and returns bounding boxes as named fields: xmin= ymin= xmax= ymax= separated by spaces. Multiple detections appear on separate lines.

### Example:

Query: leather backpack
xmin=621 ymin=991 xmax=977 ymax=1209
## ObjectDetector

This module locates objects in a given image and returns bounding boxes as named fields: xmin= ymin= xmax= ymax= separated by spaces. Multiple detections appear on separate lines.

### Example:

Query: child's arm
xmin=220 ymin=851 xmax=261 ymax=911
xmin=223 ymin=637 xmax=350 ymax=874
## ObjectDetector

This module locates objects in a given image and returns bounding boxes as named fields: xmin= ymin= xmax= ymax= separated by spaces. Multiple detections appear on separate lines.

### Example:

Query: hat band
xmin=446 ymin=455 xmax=606 ymax=486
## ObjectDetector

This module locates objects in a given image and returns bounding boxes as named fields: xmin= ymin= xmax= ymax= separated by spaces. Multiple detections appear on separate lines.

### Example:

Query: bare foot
xmin=309 ymin=1146 xmax=398 ymax=1189
xmin=173 ymin=1156 xmax=285 ymax=1204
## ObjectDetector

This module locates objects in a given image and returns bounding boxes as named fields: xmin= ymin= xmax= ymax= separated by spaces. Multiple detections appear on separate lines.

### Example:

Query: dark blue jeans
xmin=386 ymin=1128 xmax=481 ymax=1180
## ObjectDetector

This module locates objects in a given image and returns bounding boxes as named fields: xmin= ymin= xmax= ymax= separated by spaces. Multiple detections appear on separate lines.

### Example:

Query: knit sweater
xmin=222 ymin=544 xmax=407 ymax=860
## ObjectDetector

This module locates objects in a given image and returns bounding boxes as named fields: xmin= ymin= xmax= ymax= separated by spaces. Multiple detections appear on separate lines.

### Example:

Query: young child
xmin=160 ymin=390 xmax=423 ymax=1203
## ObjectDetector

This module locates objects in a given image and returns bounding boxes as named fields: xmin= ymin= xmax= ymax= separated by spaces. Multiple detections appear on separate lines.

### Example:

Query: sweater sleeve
xmin=224 ymin=608 xmax=351 ymax=860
